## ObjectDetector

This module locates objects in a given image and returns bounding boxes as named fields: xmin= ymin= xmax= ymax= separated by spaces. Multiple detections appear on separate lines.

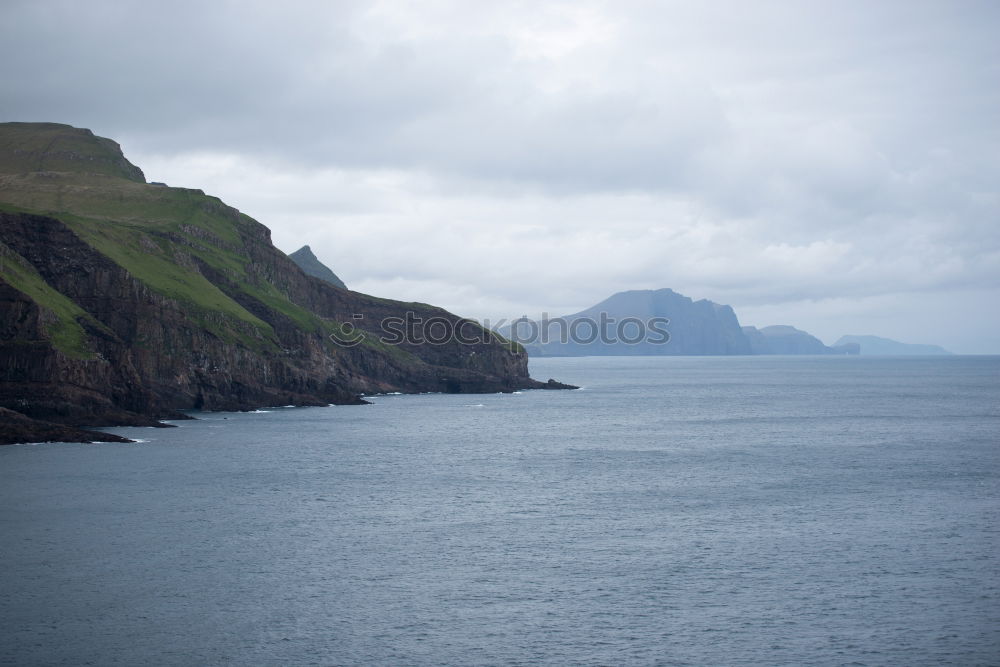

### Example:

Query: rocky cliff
xmin=0 ymin=123 xmax=570 ymax=443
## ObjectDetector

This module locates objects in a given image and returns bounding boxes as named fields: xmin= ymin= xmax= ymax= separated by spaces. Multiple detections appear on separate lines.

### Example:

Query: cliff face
xmin=0 ymin=123 xmax=567 ymax=440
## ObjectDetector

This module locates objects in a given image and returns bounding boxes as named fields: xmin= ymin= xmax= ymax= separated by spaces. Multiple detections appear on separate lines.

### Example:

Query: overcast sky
xmin=2 ymin=0 xmax=998 ymax=352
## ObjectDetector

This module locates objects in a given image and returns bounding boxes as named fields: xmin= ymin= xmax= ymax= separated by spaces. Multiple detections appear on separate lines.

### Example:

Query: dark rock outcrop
xmin=288 ymin=245 xmax=347 ymax=289
xmin=0 ymin=407 xmax=133 ymax=445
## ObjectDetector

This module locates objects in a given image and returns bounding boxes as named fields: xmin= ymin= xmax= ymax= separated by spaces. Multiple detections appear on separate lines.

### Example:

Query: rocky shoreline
xmin=0 ymin=407 xmax=136 ymax=445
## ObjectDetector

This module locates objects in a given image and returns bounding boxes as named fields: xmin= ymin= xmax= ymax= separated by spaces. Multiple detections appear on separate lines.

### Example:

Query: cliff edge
xmin=0 ymin=123 xmax=571 ymax=443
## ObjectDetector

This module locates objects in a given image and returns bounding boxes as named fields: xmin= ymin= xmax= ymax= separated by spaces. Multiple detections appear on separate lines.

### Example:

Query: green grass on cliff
xmin=0 ymin=171 xmax=286 ymax=349
xmin=61 ymin=211 xmax=268 ymax=325
xmin=0 ymin=122 xmax=145 ymax=182
xmin=0 ymin=123 xmax=500 ymax=367
xmin=0 ymin=177 xmax=473 ymax=365
xmin=0 ymin=184 xmax=360 ymax=354
xmin=0 ymin=172 xmax=243 ymax=244
xmin=242 ymin=280 xmax=324 ymax=334
xmin=0 ymin=242 xmax=96 ymax=359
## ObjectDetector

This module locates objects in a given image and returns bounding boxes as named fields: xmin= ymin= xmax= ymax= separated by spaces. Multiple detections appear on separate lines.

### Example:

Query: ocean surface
xmin=2 ymin=355 xmax=999 ymax=666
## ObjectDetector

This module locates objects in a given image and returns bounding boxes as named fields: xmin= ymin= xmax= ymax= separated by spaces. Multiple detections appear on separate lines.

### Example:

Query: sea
xmin=2 ymin=355 xmax=998 ymax=666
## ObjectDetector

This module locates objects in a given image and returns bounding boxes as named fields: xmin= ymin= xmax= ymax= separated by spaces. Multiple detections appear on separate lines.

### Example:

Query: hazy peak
xmin=288 ymin=245 xmax=347 ymax=290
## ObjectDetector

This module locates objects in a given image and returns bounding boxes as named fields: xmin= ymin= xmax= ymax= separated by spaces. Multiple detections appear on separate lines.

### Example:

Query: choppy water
xmin=2 ymin=355 xmax=999 ymax=666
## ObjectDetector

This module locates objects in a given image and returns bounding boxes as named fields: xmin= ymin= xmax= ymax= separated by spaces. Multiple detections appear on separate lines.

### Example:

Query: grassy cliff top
xmin=0 ymin=123 xmax=446 ymax=363
xmin=0 ymin=123 xmax=309 ymax=352
xmin=0 ymin=122 xmax=146 ymax=183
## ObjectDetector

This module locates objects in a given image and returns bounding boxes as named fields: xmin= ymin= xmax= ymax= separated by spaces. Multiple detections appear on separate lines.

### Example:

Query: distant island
xmin=501 ymin=289 xmax=949 ymax=357
xmin=502 ymin=289 xmax=750 ymax=356
xmin=743 ymin=325 xmax=858 ymax=355
xmin=0 ymin=122 xmax=572 ymax=445
xmin=833 ymin=335 xmax=951 ymax=355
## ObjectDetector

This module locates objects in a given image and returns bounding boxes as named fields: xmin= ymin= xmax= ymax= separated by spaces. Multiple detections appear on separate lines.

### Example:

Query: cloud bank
xmin=2 ymin=0 xmax=998 ymax=351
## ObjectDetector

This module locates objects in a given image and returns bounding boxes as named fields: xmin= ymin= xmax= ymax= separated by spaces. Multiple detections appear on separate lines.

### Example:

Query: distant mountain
xmin=496 ymin=288 xmax=872 ymax=357
xmin=743 ymin=325 xmax=859 ymax=355
xmin=501 ymin=288 xmax=751 ymax=356
xmin=288 ymin=245 xmax=347 ymax=289
xmin=834 ymin=335 xmax=951 ymax=355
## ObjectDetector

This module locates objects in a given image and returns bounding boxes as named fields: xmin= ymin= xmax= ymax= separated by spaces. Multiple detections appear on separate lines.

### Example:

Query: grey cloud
xmin=2 ymin=0 xmax=725 ymax=190
xmin=4 ymin=1 xmax=995 ymax=205
xmin=2 ymin=0 xmax=998 ymax=351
